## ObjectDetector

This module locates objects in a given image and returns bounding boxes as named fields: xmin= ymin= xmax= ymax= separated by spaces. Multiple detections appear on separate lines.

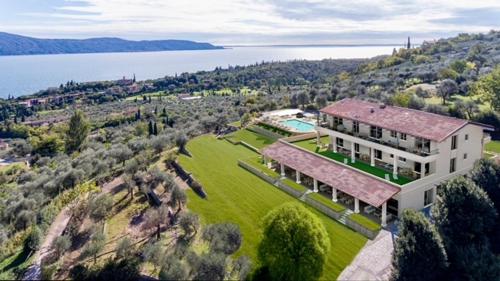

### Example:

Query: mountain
xmin=0 ymin=32 xmax=223 ymax=56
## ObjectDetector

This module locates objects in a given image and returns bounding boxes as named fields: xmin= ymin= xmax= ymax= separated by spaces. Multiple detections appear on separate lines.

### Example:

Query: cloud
xmin=1 ymin=0 xmax=499 ymax=44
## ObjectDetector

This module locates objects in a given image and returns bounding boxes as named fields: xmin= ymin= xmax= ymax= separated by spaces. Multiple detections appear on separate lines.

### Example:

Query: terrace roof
xmin=261 ymin=141 xmax=400 ymax=207
xmin=320 ymin=98 xmax=473 ymax=142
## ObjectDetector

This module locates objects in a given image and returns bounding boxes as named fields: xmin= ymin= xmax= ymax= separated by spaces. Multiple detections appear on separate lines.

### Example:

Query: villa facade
xmin=262 ymin=98 xmax=493 ymax=227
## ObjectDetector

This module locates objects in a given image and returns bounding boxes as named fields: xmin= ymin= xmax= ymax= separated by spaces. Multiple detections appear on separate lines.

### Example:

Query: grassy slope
xmin=425 ymin=94 xmax=491 ymax=112
xmin=226 ymin=129 xmax=276 ymax=149
xmin=485 ymin=140 xmax=500 ymax=153
xmin=179 ymin=135 xmax=366 ymax=279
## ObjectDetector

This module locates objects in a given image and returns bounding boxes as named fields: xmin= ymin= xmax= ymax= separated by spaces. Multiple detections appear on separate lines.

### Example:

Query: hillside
xmin=0 ymin=32 xmax=222 ymax=56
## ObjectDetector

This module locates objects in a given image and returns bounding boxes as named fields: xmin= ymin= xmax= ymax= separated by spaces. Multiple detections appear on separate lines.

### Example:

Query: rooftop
xmin=262 ymin=141 xmax=400 ymax=207
xmin=320 ymin=98 xmax=469 ymax=142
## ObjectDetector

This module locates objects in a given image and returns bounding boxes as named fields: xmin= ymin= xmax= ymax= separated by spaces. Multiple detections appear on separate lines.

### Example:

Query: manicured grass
xmin=193 ymin=87 xmax=259 ymax=97
xmin=348 ymin=213 xmax=381 ymax=232
xmin=485 ymin=140 xmax=500 ymax=153
xmin=225 ymin=129 xmax=276 ymax=149
xmin=292 ymin=138 xmax=413 ymax=186
xmin=227 ymin=120 xmax=241 ymax=128
xmin=240 ymin=156 xmax=280 ymax=179
xmin=308 ymin=192 xmax=346 ymax=213
xmin=179 ymin=135 xmax=366 ymax=279
xmin=281 ymin=178 xmax=308 ymax=193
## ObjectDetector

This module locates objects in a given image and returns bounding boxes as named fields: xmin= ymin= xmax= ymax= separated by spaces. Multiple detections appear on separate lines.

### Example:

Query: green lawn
xmin=179 ymin=135 xmax=366 ymax=279
xmin=349 ymin=213 xmax=382 ymax=232
xmin=485 ymin=140 xmax=500 ymax=153
xmin=424 ymin=94 xmax=491 ymax=112
xmin=225 ymin=129 xmax=276 ymax=149
xmin=293 ymin=138 xmax=413 ymax=186
xmin=193 ymin=87 xmax=259 ymax=97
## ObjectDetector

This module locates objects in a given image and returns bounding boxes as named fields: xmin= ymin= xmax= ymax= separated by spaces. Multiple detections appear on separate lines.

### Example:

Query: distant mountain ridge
xmin=0 ymin=32 xmax=223 ymax=56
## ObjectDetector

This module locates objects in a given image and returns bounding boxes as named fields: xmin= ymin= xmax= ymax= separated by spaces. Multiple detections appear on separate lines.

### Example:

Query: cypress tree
xmin=153 ymin=122 xmax=158 ymax=135
xmin=148 ymin=120 xmax=154 ymax=136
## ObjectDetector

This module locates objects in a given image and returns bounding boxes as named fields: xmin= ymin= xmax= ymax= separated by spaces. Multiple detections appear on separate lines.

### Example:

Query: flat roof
xmin=320 ymin=98 xmax=470 ymax=142
xmin=262 ymin=141 xmax=400 ymax=207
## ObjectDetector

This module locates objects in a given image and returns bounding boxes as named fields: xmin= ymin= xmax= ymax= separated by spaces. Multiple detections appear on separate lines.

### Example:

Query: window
xmin=390 ymin=154 xmax=394 ymax=158
xmin=400 ymin=133 xmax=407 ymax=141
xmin=465 ymin=134 xmax=469 ymax=141
xmin=464 ymin=153 xmax=468 ymax=159
xmin=450 ymin=158 xmax=456 ymax=173
xmin=391 ymin=130 xmax=397 ymax=138
xmin=451 ymin=135 xmax=457 ymax=150
xmin=374 ymin=149 xmax=382 ymax=160
xmin=398 ymin=157 xmax=406 ymax=162
xmin=354 ymin=143 xmax=360 ymax=152
xmin=424 ymin=189 xmax=434 ymax=206
xmin=334 ymin=117 xmax=343 ymax=126
xmin=370 ymin=126 xmax=382 ymax=139
xmin=336 ymin=138 xmax=344 ymax=148
xmin=416 ymin=138 xmax=431 ymax=153
xmin=353 ymin=121 xmax=359 ymax=134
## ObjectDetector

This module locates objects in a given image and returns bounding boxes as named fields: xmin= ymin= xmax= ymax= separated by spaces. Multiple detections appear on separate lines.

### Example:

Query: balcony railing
xmin=318 ymin=122 xmax=439 ymax=157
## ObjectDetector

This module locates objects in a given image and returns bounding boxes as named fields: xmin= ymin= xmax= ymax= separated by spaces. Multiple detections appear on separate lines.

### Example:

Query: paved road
xmin=338 ymin=230 xmax=394 ymax=281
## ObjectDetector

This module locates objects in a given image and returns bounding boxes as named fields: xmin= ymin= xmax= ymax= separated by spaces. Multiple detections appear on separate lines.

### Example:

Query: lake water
xmin=0 ymin=45 xmax=397 ymax=98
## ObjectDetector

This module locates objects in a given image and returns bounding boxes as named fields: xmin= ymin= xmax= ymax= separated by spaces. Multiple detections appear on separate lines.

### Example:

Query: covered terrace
xmin=261 ymin=141 xmax=401 ymax=226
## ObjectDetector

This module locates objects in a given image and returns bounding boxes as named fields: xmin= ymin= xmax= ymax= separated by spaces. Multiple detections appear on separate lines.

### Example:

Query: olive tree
xmin=437 ymin=79 xmax=458 ymax=105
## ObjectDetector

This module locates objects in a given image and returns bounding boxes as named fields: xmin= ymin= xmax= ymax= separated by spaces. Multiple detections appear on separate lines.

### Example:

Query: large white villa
xmin=262 ymin=98 xmax=493 ymax=227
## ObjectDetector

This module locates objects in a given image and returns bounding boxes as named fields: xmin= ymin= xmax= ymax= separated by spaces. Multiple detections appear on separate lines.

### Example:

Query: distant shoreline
xmin=223 ymin=43 xmax=416 ymax=48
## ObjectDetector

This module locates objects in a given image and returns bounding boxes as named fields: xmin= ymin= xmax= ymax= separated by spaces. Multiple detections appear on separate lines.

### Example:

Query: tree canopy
xmin=257 ymin=202 xmax=330 ymax=281
xmin=391 ymin=209 xmax=447 ymax=281
xmin=66 ymin=110 xmax=90 ymax=152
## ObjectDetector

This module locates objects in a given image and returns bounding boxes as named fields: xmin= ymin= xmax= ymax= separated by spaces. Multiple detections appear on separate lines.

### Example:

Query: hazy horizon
xmin=1 ymin=1 xmax=499 ymax=45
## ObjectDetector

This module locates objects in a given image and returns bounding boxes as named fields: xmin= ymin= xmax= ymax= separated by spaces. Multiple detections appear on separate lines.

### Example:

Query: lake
xmin=0 ymin=45 xmax=397 ymax=98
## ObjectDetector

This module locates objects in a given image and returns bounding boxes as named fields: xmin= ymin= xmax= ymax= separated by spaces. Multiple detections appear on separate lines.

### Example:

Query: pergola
xmin=262 ymin=141 xmax=401 ymax=226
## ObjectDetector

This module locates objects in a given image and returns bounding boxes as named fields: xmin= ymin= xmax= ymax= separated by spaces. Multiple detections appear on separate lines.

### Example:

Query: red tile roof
xmin=262 ymin=141 xmax=400 ymax=207
xmin=320 ymin=98 xmax=469 ymax=142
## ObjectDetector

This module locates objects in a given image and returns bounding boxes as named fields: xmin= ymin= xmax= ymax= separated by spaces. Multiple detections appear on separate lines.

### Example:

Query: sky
xmin=0 ymin=0 xmax=499 ymax=45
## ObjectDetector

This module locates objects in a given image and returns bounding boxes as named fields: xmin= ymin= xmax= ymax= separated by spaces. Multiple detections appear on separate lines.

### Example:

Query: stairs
xmin=339 ymin=209 xmax=354 ymax=224
xmin=299 ymin=189 xmax=313 ymax=201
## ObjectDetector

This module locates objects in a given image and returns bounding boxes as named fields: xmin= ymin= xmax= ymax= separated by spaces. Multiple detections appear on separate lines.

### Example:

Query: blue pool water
xmin=282 ymin=119 xmax=315 ymax=132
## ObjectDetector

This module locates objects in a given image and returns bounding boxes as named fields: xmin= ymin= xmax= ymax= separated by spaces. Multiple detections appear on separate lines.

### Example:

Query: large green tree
xmin=391 ymin=209 xmax=447 ymax=281
xmin=257 ymin=202 xmax=330 ymax=281
xmin=66 ymin=110 xmax=90 ymax=152
xmin=471 ymin=65 xmax=500 ymax=111
xmin=470 ymin=159 xmax=500 ymax=254
xmin=432 ymin=177 xmax=498 ymax=280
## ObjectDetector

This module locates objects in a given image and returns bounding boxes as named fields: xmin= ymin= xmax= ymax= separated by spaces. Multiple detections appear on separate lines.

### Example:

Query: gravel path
xmin=23 ymin=177 xmax=123 ymax=280
xmin=338 ymin=230 xmax=394 ymax=281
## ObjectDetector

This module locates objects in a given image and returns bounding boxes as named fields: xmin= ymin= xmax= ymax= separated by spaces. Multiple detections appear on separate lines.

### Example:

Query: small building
xmin=178 ymin=94 xmax=202 ymax=101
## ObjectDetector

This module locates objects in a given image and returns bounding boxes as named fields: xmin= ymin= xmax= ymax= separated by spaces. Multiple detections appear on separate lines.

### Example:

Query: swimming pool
xmin=282 ymin=119 xmax=315 ymax=132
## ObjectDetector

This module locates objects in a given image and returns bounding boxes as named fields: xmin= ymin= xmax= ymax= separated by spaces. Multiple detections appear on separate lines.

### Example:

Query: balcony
xmin=291 ymin=136 xmax=416 ymax=186
xmin=318 ymin=121 xmax=439 ymax=157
